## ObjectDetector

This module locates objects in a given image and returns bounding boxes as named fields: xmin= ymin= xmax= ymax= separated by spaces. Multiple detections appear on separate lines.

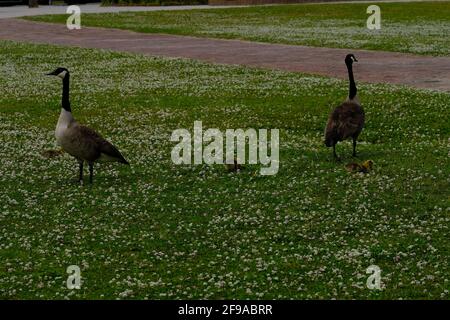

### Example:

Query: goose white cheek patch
xmin=58 ymin=71 xmax=67 ymax=79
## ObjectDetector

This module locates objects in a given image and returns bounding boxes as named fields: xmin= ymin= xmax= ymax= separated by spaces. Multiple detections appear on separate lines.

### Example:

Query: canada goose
xmin=324 ymin=54 xmax=365 ymax=160
xmin=47 ymin=67 xmax=129 ymax=184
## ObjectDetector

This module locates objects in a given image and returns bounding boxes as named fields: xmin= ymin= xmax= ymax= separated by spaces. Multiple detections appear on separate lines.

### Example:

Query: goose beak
xmin=46 ymin=69 xmax=62 ymax=76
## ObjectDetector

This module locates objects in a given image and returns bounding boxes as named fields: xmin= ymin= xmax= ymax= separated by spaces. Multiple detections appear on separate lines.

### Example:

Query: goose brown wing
xmin=99 ymin=139 xmax=129 ymax=164
xmin=333 ymin=102 xmax=365 ymax=139
xmin=77 ymin=125 xmax=129 ymax=164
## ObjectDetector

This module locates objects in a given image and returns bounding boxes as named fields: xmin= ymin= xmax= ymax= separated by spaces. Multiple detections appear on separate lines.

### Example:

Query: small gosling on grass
xmin=41 ymin=148 xmax=65 ymax=159
xmin=345 ymin=160 xmax=374 ymax=173
xmin=224 ymin=158 xmax=244 ymax=172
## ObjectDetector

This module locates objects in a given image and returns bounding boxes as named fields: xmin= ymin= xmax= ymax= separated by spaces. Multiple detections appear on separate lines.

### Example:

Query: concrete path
xmin=0 ymin=18 xmax=449 ymax=91
xmin=0 ymin=4 xmax=249 ymax=19
xmin=0 ymin=1 xmax=443 ymax=19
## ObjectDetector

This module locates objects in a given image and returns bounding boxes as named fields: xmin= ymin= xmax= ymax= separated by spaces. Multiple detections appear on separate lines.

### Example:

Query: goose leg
xmin=88 ymin=162 xmax=94 ymax=184
xmin=352 ymin=137 xmax=357 ymax=157
xmin=78 ymin=160 xmax=84 ymax=183
xmin=333 ymin=144 xmax=340 ymax=161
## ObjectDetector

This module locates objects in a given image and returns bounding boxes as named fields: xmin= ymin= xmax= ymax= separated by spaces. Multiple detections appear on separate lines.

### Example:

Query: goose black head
xmin=46 ymin=67 xmax=69 ymax=79
xmin=345 ymin=54 xmax=358 ymax=66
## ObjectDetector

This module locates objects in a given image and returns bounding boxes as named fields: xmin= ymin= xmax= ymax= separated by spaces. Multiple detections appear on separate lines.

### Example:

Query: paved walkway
xmin=0 ymin=18 xmax=449 ymax=91
xmin=0 ymin=1 xmax=443 ymax=18
xmin=0 ymin=4 xmax=250 ymax=19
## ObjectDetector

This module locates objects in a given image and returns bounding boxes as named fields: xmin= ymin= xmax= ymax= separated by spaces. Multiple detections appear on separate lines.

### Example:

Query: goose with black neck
xmin=47 ymin=67 xmax=129 ymax=184
xmin=324 ymin=54 xmax=365 ymax=160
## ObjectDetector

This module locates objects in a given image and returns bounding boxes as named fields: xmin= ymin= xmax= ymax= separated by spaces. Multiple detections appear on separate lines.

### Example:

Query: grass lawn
xmin=0 ymin=40 xmax=449 ymax=299
xmin=26 ymin=1 xmax=450 ymax=56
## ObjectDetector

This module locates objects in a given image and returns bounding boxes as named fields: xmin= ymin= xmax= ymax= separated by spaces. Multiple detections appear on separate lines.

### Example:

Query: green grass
xmin=26 ymin=1 xmax=450 ymax=56
xmin=0 ymin=40 xmax=449 ymax=299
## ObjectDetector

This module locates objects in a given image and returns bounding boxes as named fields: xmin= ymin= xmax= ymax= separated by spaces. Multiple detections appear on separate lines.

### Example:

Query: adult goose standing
xmin=324 ymin=54 xmax=365 ymax=160
xmin=47 ymin=67 xmax=129 ymax=184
